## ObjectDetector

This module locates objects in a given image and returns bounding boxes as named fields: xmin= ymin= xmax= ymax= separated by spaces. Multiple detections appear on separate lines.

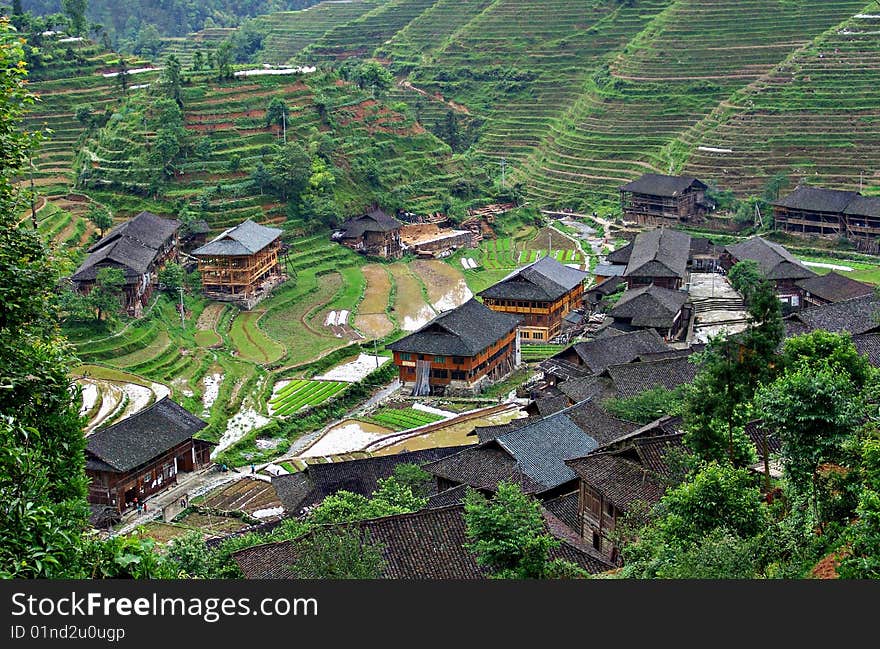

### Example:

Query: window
xmin=592 ymin=532 xmax=602 ymax=552
xmin=604 ymin=501 xmax=615 ymax=519
xmin=434 ymin=356 xmax=446 ymax=364
xmin=533 ymin=331 xmax=543 ymax=339
xmin=451 ymin=370 xmax=466 ymax=380
xmin=453 ymin=356 xmax=465 ymax=365
xmin=584 ymin=487 xmax=601 ymax=518
xmin=401 ymin=353 xmax=411 ymax=361
xmin=521 ymin=331 xmax=530 ymax=339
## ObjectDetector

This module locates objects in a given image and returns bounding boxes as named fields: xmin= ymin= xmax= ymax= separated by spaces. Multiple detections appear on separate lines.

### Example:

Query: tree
xmin=763 ymin=172 xmax=790 ymax=203
xmin=308 ymin=476 xmax=427 ymax=525
xmin=116 ymin=55 xmax=129 ymax=96
xmin=0 ymin=20 xmax=89 ymax=577
xmin=838 ymin=437 xmax=880 ymax=579
xmin=463 ymin=481 xmax=560 ymax=579
xmin=89 ymin=266 xmax=125 ymax=322
xmin=192 ymin=49 xmax=204 ymax=72
xmin=781 ymin=330 xmax=873 ymax=391
xmin=728 ymin=259 xmax=763 ymax=301
xmin=352 ymin=60 xmax=393 ymax=94
xmin=215 ymin=40 xmax=233 ymax=81
xmin=288 ymin=527 xmax=386 ymax=579
xmin=86 ymin=203 xmax=113 ymax=236
xmin=162 ymin=54 xmax=183 ymax=107
xmin=265 ymin=96 xmax=289 ymax=131
xmin=755 ymin=364 xmax=862 ymax=529
xmin=269 ymin=142 xmax=311 ymax=200
xmin=158 ymin=262 xmax=185 ymax=293
xmin=392 ymin=463 xmax=433 ymax=499
xmin=74 ymin=104 xmax=94 ymax=128
xmin=61 ymin=0 xmax=88 ymax=36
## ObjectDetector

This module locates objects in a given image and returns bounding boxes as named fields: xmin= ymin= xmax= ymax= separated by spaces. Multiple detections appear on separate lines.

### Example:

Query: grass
xmin=269 ymin=379 xmax=349 ymax=416
xmin=520 ymin=344 xmax=566 ymax=362
xmin=228 ymin=310 xmax=285 ymax=364
xmin=368 ymin=407 xmax=445 ymax=431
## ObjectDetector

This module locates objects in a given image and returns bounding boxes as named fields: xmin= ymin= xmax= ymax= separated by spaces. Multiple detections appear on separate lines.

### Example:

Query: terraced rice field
xmin=520 ymin=344 xmax=566 ymax=362
xmin=200 ymin=477 xmax=282 ymax=515
xmin=269 ymin=379 xmax=349 ymax=416
xmin=409 ymin=260 xmax=473 ymax=313
xmin=229 ymin=310 xmax=285 ymax=364
xmin=388 ymin=263 xmax=436 ymax=331
xmin=369 ymin=407 xmax=445 ymax=431
xmin=354 ymin=264 xmax=395 ymax=338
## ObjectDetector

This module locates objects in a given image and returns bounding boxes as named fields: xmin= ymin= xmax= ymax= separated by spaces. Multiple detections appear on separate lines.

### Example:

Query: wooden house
xmin=623 ymin=228 xmax=691 ymax=290
xmin=193 ymin=219 xmax=284 ymax=309
xmin=772 ymin=186 xmax=880 ymax=242
xmin=71 ymin=211 xmax=180 ymax=317
xmin=332 ymin=208 xmax=403 ymax=259
xmin=721 ymin=236 xmax=816 ymax=308
xmin=619 ymin=173 xmax=710 ymax=226
xmin=479 ymin=255 xmax=588 ymax=342
xmin=796 ymin=271 xmax=874 ymax=308
xmin=233 ymin=504 xmax=611 ymax=579
xmin=608 ymin=285 xmax=691 ymax=340
xmin=387 ymin=298 xmax=521 ymax=395
xmin=85 ymin=397 xmax=214 ymax=514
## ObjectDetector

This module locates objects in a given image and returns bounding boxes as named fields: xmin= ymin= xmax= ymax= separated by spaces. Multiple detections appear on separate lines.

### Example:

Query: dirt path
xmin=398 ymin=79 xmax=471 ymax=115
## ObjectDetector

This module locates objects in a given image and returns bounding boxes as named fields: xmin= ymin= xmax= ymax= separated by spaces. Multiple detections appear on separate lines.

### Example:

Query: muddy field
xmin=200 ymin=477 xmax=281 ymax=515
xmin=299 ymin=419 xmax=394 ymax=457
xmin=388 ymin=264 xmax=435 ymax=331
xmin=354 ymin=264 xmax=394 ymax=338
xmin=410 ymin=260 xmax=473 ymax=313
xmin=523 ymin=226 xmax=579 ymax=251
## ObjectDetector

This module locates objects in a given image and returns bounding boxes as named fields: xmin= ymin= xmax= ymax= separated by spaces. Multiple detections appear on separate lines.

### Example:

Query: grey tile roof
xmin=73 ymin=211 xmax=180 ymax=283
xmin=604 ymin=355 xmax=699 ymax=399
xmin=542 ymin=491 xmax=579 ymax=533
xmin=773 ymin=186 xmax=860 ymax=214
xmin=233 ymin=504 xmax=612 ymax=579
xmin=387 ymin=298 xmax=521 ymax=357
xmin=336 ymin=208 xmax=402 ymax=239
xmin=470 ymin=416 xmax=536 ymax=443
xmin=610 ymin=285 xmax=689 ymax=329
xmin=538 ymin=357 xmax=594 ymax=381
xmin=619 ymin=173 xmax=707 ymax=198
xmin=854 ymin=333 xmax=880 ymax=367
xmin=85 ymin=397 xmax=209 ymax=473
xmin=724 ymin=236 xmax=816 ymax=281
xmin=593 ymin=263 xmax=627 ymax=278
xmin=424 ymin=484 xmax=469 ymax=508
xmin=624 ymin=228 xmax=691 ymax=280
xmin=607 ymin=241 xmax=633 ymax=264
xmin=557 ymin=375 xmax=604 ymax=403
xmin=796 ymin=272 xmax=874 ymax=304
xmin=844 ymin=195 xmax=880 ymax=218
xmin=532 ymin=394 xmax=571 ymax=417
xmin=479 ymin=255 xmax=588 ymax=302
xmin=785 ymin=293 xmax=880 ymax=335
xmin=563 ymin=400 xmax=640 ymax=445
xmin=271 ymin=446 xmax=465 ymax=513
xmin=423 ymin=445 xmax=543 ymax=493
xmin=562 ymin=329 xmax=671 ymax=374
xmin=193 ymin=219 xmax=282 ymax=257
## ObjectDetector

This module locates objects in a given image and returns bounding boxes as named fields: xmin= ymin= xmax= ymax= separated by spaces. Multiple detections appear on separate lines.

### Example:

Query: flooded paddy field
xmin=410 ymin=260 xmax=473 ymax=313
xmin=355 ymin=264 xmax=395 ymax=338
xmin=388 ymin=263 xmax=435 ymax=331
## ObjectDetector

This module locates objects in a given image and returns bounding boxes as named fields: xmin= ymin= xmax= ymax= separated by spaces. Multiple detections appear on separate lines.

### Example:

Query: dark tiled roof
xmin=563 ymin=400 xmax=640 ymax=446
xmin=538 ymin=357 xmax=593 ymax=381
xmin=606 ymin=241 xmax=633 ymax=264
xmin=562 ymin=329 xmax=671 ymax=374
xmin=587 ymin=275 xmax=626 ymax=298
xmin=73 ymin=211 xmax=180 ymax=283
xmin=743 ymin=419 xmax=781 ymax=461
xmin=233 ymin=504 xmax=612 ymax=579
xmin=796 ymin=272 xmax=874 ymax=304
xmin=593 ymin=264 xmax=626 ymax=278
xmin=624 ymin=228 xmax=691 ymax=280
xmin=844 ymin=195 xmax=880 ymax=218
xmin=387 ymin=298 xmax=521 ymax=357
xmin=542 ymin=492 xmax=579 ymax=532
xmin=610 ymin=285 xmax=689 ymax=329
xmin=637 ymin=344 xmax=704 ymax=362
xmin=272 ymin=446 xmax=464 ymax=513
xmin=557 ymin=375 xmax=604 ymax=403
xmin=620 ymin=173 xmax=707 ymax=198
xmin=336 ymin=209 xmax=402 ymax=239
xmin=424 ymin=484 xmax=469 ymax=508
xmin=853 ymin=333 xmax=880 ymax=367
xmin=424 ymin=445 xmax=544 ymax=493
xmin=479 ymin=255 xmax=587 ymax=302
xmin=604 ymin=355 xmax=699 ymax=399
xmin=85 ymin=397 xmax=209 ymax=473
xmin=773 ymin=186 xmax=860 ymax=214
xmin=785 ymin=293 xmax=880 ymax=335
xmin=470 ymin=416 xmax=536 ymax=443
xmin=193 ymin=219 xmax=282 ymax=256
xmin=533 ymin=394 xmax=571 ymax=417
xmin=724 ymin=236 xmax=815 ymax=281
xmin=690 ymin=237 xmax=720 ymax=256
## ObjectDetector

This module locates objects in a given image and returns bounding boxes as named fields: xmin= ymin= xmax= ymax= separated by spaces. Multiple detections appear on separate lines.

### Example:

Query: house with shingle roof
xmin=783 ymin=293 xmax=880 ymax=337
xmin=796 ymin=271 xmax=874 ymax=308
xmin=332 ymin=207 xmax=403 ymax=259
xmin=271 ymin=446 xmax=465 ymax=515
xmin=85 ymin=397 xmax=213 ymax=514
xmin=619 ymin=173 xmax=711 ymax=226
xmin=388 ymin=298 xmax=521 ymax=395
xmin=71 ymin=211 xmax=180 ymax=317
xmin=623 ymin=228 xmax=692 ymax=290
xmin=721 ymin=236 xmax=816 ymax=307
xmin=193 ymin=219 xmax=285 ymax=308
xmin=772 ymin=186 xmax=880 ymax=242
xmin=546 ymin=329 xmax=671 ymax=377
xmin=601 ymin=355 xmax=700 ymax=400
xmin=479 ymin=255 xmax=589 ymax=343
xmin=609 ymin=284 xmax=691 ymax=339
xmin=232 ymin=504 xmax=613 ymax=579
xmin=423 ymin=400 xmax=638 ymax=500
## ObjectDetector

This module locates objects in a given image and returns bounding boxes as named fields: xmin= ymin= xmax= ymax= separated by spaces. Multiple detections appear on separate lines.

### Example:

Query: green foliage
xmin=603 ymin=385 xmax=686 ymax=424
xmin=462 ymin=481 xmax=559 ymax=579
xmin=266 ymin=96 xmax=289 ymax=128
xmin=728 ymin=260 xmax=763 ymax=300
xmin=158 ymin=261 xmax=185 ymax=292
xmin=61 ymin=0 xmax=88 ymax=36
xmin=269 ymin=141 xmax=311 ymax=201
xmin=308 ymin=476 xmax=428 ymax=525
xmin=0 ymin=19 xmax=89 ymax=577
xmin=90 ymin=266 xmax=126 ymax=322
xmin=287 ymin=527 xmax=386 ymax=579
xmin=781 ymin=330 xmax=873 ymax=390
xmin=86 ymin=202 xmax=113 ymax=236
xmin=391 ymin=463 xmax=434 ymax=499
xmin=81 ymin=534 xmax=174 ymax=579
